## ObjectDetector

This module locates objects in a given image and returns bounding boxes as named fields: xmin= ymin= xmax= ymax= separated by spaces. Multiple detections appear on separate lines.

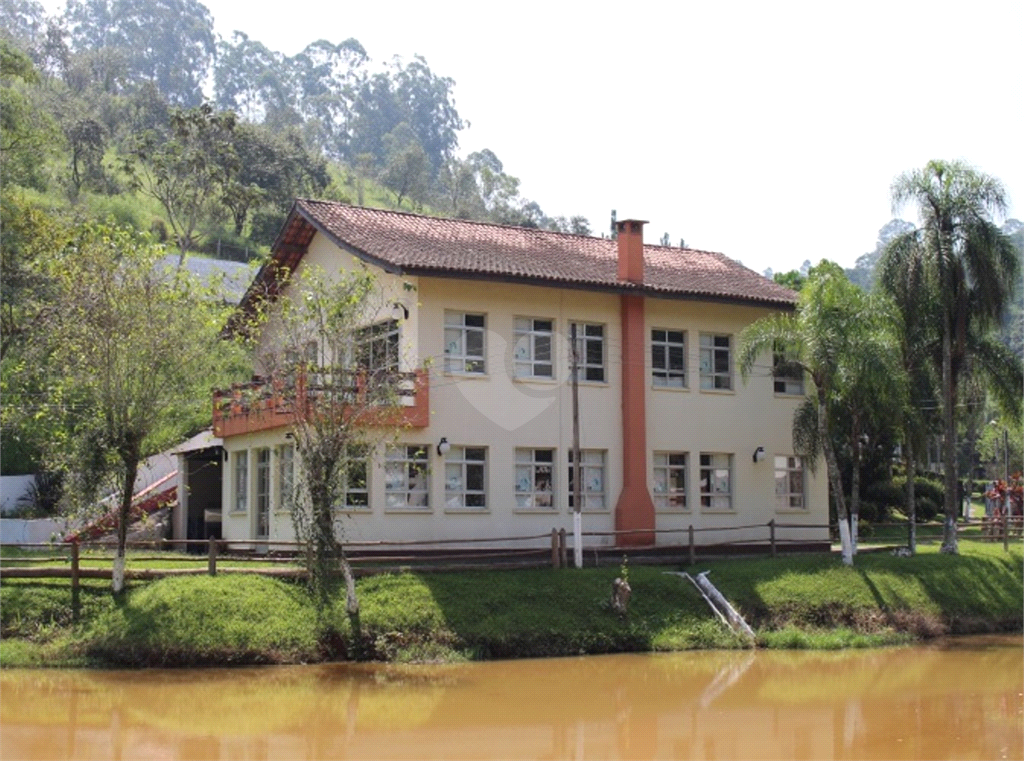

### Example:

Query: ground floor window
xmin=568 ymin=449 xmax=606 ymax=510
xmin=233 ymin=450 xmax=248 ymax=513
xmin=277 ymin=443 xmax=294 ymax=511
xmin=255 ymin=448 xmax=270 ymax=537
xmin=445 ymin=446 xmax=487 ymax=509
xmin=515 ymin=448 xmax=554 ymax=509
xmin=775 ymin=455 xmax=805 ymax=509
xmin=700 ymin=453 xmax=733 ymax=510
xmin=385 ymin=445 xmax=429 ymax=508
xmin=341 ymin=446 xmax=370 ymax=510
xmin=654 ymin=451 xmax=687 ymax=510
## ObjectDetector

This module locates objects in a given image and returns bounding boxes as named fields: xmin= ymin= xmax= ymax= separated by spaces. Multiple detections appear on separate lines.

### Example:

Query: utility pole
xmin=571 ymin=322 xmax=583 ymax=569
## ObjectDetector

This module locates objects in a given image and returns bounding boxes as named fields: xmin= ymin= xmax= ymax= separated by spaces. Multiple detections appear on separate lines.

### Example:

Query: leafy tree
xmin=846 ymin=219 xmax=915 ymax=290
xmin=36 ymin=221 xmax=244 ymax=591
xmin=739 ymin=261 xmax=887 ymax=565
xmin=890 ymin=160 xmax=1019 ymax=552
xmin=773 ymin=270 xmax=806 ymax=291
xmin=379 ymin=122 xmax=430 ymax=208
xmin=246 ymin=266 xmax=410 ymax=613
xmin=214 ymin=31 xmax=294 ymax=125
xmin=1 ymin=39 xmax=62 ymax=189
xmin=64 ymin=0 xmax=215 ymax=106
xmin=122 ymin=103 xmax=238 ymax=257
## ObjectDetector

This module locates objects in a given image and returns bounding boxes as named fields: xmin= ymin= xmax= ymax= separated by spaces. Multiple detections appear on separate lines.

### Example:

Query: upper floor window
xmin=773 ymin=347 xmax=805 ymax=395
xmin=385 ymin=445 xmax=430 ymax=509
xmin=699 ymin=452 xmax=733 ymax=510
xmin=653 ymin=451 xmax=687 ymax=510
xmin=444 ymin=312 xmax=486 ymax=374
xmin=514 ymin=317 xmax=554 ymax=379
xmin=699 ymin=333 xmax=732 ymax=390
xmin=652 ymin=329 xmax=686 ymax=388
xmin=568 ymin=449 xmax=607 ymax=510
xmin=515 ymin=448 xmax=554 ymax=509
xmin=445 ymin=446 xmax=487 ymax=509
xmin=355 ymin=319 xmax=400 ymax=374
xmin=569 ymin=322 xmax=605 ymax=382
xmin=775 ymin=455 xmax=805 ymax=510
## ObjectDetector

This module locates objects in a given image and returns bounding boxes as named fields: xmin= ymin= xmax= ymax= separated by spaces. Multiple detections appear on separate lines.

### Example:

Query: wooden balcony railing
xmin=212 ymin=368 xmax=429 ymax=438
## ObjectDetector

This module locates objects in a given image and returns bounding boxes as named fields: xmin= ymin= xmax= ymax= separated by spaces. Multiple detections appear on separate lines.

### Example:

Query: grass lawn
xmin=1 ymin=541 xmax=1019 ymax=668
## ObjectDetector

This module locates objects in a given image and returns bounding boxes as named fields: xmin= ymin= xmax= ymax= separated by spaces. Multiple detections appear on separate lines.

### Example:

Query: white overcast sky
xmin=49 ymin=0 xmax=1024 ymax=275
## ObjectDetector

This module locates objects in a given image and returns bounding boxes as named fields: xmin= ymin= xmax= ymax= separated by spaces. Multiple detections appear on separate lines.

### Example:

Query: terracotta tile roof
xmin=247 ymin=200 xmax=796 ymax=311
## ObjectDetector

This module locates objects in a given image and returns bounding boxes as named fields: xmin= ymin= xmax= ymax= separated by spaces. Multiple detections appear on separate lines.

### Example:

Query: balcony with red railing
xmin=212 ymin=368 xmax=430 ymax=438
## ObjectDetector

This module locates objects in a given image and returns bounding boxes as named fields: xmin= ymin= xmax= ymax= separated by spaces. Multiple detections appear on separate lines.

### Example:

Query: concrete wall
xmin=0 ymin=518 xmax=70 ymax=544
xmin=220 ymin=232 xmax=828 ymax=549
xmin=0 ymin=476 xmax=35 ymax=514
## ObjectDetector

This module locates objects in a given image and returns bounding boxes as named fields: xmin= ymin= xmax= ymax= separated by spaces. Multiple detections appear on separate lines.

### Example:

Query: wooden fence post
xmin=551 ymin=528 xmax=560 ymax=569
xmin=70 ymin=540 xmax=80 ymax=622
xmin=558 ymin=528 xmax=567 ymax=569
xmin=688 ymin=525 xmax=695 ymax=566
xmin=1003 ymin=511 xmax=1009 ymax=552
xmin=769 ymin=519 xmax=776 ymax=558
xmin=208 ymin=537 xmax=218 ymax=576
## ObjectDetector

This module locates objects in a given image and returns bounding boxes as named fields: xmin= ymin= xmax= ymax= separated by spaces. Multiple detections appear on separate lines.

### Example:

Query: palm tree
xmin=890 ymin=161 xmax=1019 ymax=553
xmin=877 ymin=233 xmax=940 ymax=553
xmin=739 ymin=262 xmax=893 ymax=565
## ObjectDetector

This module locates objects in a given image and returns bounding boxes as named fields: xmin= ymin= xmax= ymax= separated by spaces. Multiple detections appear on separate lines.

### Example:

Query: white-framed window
xmin=775 ymin=455 xmax=805 ymax=510
xmin=773 ymin=348 xmax=805 ymax=395
xmin=652 ymin=329 xmax=686 ymax=388
xmin=654 ymin=451 xmax=688 ymax=510
xmin=445 ymin=446 xmax=487 ymax=509
xmin=355 ymin=319 xmax=400 ymax=374
xmin=568 ymin=449 xmax=606 ymax=510
xmin=444 ymin=311 xmax=486 ymax=374
xmin=699 ymin=453 xmax=733 ymax=510
xmin=569 ymin=322 xmax=605 ymax=382
xmin=341 ymin=445 xmax=370 ymax=510
xmin=385 ymin=445 xmax=430 ymax=508
xmin=699 ymin=333 xmax=732 ymax=390
xmin=515 ymin=448 xmax=555 ymax=509
xmin=255 ymin=448 xmax=270 ymax=537
xmin=513 ymin=317 xmax=554 ymax=379
xmin=233 ymin=450 xmax=248 ymax=513
xmin=277 ymin=443 xmax=294 ymax=511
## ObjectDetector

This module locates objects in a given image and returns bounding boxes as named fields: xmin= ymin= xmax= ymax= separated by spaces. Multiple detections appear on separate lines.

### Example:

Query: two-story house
xmin=177 ymin=200 xmax=828 ymax=552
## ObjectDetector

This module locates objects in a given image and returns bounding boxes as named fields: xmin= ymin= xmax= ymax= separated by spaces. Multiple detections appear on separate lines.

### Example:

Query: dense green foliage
xmin=1 ymin=544 xmax=1020 ymax=667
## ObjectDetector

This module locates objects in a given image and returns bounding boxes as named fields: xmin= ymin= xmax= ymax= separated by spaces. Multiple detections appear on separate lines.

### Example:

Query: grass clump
xmin=81 ymin=575 xmax=320 ymax=666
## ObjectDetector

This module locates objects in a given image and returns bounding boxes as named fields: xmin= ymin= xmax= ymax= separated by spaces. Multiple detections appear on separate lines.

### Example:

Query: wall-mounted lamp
xmin=284 ymin=432 xmax=294 ymax=440
xmin=223 ymin=450 xmax=230 ymax=463
xmin=752 ymin=446 xmax=766 ymax=463
xmin=437 ymin=437 xmax=450 ymax=456
xmin=392 ymin=301 xmax=410 ymax=320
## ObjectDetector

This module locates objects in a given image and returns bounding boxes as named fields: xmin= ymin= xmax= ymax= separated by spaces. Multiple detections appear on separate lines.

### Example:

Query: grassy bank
xmin=1 ymin=543 xmax=1020 ymax=667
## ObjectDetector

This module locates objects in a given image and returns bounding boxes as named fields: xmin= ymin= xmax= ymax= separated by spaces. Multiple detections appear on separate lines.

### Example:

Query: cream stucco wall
xmin=221 ymin=232 xmax=829 ymax=550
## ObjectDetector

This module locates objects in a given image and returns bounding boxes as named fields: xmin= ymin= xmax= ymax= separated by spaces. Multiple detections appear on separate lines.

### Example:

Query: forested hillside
xmin=1 ymin=0 xmax=591 ymax=262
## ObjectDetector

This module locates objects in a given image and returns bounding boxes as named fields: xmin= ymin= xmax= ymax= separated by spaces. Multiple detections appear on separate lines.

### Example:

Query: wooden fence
xmin=1 ymin=517 xmax=1018 ymax=621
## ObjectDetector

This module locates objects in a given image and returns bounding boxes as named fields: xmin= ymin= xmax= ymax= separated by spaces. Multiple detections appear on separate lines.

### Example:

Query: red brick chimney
xmin=613 ymin=218 xmax=656 ymax=546
xmin=616 ymin=219 xmax=648 ymax=284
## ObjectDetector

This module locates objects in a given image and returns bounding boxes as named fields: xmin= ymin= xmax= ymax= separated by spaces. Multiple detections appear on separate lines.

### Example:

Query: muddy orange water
xmin=1 ymin=635 xmax=1021 ymax=760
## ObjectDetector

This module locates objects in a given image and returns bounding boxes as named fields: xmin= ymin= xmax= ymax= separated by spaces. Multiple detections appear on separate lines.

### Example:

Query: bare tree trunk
xmin=851 ymin=431 xmax=861 ymax=556
xmin=819 ymin=390 xmax=853 ymax=565
xmin=941 ymin=328 xmax=959 ymax=553
xmin=905 ymin=438 xmax=916 ymax=554
xmin=113 ymin=451 xmax=139 ymax=594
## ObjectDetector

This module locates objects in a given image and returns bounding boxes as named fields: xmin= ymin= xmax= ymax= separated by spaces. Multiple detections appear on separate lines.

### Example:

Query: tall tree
xmin=122 ymin=103 xmax=238 ymax=257
xmin=246 ymin=266 xmax=410 ymax=613
xmin=890 ymin=160 xmax=1019 ymax=553
xmin=38 ymin=221 xmax=244 ymax=592
xmin=739 ymin=262 xmax=886 ymax=565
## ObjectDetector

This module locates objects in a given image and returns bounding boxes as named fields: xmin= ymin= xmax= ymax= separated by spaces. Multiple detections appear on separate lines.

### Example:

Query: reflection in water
xmin=1 ymin=635 xmax=1021 ymax=760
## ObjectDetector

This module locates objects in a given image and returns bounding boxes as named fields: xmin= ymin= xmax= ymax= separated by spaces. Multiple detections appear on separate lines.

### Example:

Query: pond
xmin=1 ymin=635 xmax=1020 ymax=760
